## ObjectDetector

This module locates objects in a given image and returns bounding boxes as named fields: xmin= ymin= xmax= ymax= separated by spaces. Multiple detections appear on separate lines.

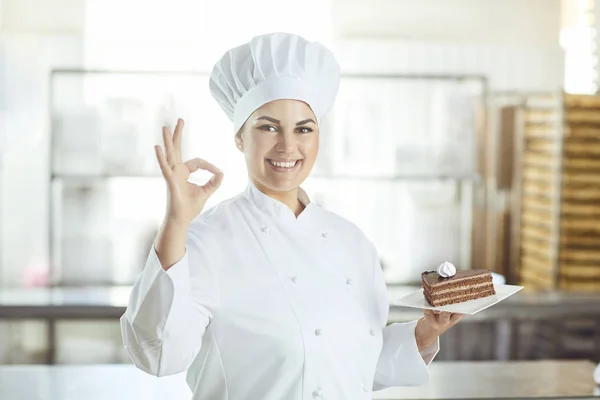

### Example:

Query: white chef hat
xmin=209 ymin=32 xmax=341 ymax=134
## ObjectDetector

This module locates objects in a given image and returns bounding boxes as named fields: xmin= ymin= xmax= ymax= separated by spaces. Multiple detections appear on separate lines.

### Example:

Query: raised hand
xmin=155 ymin=119 xmax=224 ymax=225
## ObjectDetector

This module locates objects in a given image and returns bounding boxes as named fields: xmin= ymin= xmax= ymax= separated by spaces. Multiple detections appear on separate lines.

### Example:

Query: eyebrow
xmin=256 ymin=116 xmax=316 ymax=126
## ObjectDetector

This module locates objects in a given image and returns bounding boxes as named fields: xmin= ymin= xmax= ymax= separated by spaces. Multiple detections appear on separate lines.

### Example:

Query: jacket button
xmin=291 ymin=276 xmax=298 ymax=283
xmin=370 ymin=329 xmax=376 ymax=336
xmin=261 ymin=226 xmax=270 ymax=234
xmin=315 ymin=329 xmax=322 ymax=336
xmin=346 ymin=278 xmax=352 ymax=285
xmin=321 ymin=231 xmax=328 ymax=238
xmin=312 ymin=388 xmax=322 ymax=397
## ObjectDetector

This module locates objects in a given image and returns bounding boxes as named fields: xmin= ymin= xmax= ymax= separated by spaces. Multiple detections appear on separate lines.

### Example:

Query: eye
xmin=297 ymin=126 xmax=313 ymax=134
xmin=258 ymin=124 xmax=278 ymax=132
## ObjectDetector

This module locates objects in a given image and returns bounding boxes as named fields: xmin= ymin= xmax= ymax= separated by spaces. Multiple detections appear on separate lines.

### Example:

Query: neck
xmin=253 ymin=180 xmax=305 ymax=217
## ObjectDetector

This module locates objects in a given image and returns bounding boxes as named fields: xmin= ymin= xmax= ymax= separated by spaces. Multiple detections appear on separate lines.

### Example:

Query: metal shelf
xmin=50 ymin=173 xmax=480 ymax=182
xmin=48 ymin=69 xmax=487 ymax=286
xmin=51 ymin=173 xmax=162 ymax=180
xmin=308 ymin=173 xmax=480 ymax=182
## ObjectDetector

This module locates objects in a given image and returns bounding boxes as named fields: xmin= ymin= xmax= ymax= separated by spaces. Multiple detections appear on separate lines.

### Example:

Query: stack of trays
xmin=518 ymin=93 xmax=600 ymax=292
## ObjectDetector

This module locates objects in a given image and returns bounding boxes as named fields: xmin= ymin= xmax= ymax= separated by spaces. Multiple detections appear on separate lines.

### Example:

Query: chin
xmin=255 ymin=172 xmax=309 ymax=193
xmin=263 ymin=177 xmax=303 ymax=192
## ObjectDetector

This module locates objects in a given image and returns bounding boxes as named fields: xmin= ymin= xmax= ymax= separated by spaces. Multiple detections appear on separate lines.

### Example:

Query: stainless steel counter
xmin=0 ymin=361 xmax=597 ymax=399
xmin=2 ymin=286 xmax=600 ymax=363
xmin=4 ymin=285 xmax=600 ymax=320
xmin=0 ymin=286 xmax=131 ymax=364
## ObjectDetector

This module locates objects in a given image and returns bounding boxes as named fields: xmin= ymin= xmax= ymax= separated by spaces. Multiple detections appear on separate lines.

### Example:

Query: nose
xmin=275 ymin=131 xmax=297 ymax=154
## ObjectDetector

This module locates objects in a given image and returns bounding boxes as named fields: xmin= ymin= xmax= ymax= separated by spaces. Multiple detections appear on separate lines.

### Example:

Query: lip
xmin=265 ymin=158 xmax=302 ymax=172
xmin=268 ymin=158 xmax=301 ymax=162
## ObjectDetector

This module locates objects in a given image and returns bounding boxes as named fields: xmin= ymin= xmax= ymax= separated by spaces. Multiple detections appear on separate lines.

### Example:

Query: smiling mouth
xmin=266 ymin=159 xmax=302 ymax=171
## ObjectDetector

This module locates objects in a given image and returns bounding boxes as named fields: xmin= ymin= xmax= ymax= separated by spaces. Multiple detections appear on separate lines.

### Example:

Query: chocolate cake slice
xmin=421 ymin=269 xmax=496 ymax=307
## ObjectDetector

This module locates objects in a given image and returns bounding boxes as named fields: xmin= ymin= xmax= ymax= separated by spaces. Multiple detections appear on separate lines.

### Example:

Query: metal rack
xmin=512 ymin=92 xmax=600 ymax=291
xmin=48 ymin=69 xmax=488 ymax=286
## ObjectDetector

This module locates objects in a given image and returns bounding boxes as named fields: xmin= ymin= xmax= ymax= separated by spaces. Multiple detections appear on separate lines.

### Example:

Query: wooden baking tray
xmin=559 ymin=265 xmax=600 ymax=279
xmin=564 ymin=140 xmax=600 ymax=156
xmin=561 ymin=202 xmax=600 ymax=216
xmin=525 ymin=109 xmax=560 ymax=123
xmin=559 ymin=248 xmax=600 ymax=262
xmin=562 ymin=186 xmax=600 ymax=201
xmin=523 ymin=152 xmax=558 ymax=168
xmin=564 ymin=125 xmax=600 ymax=138
xmin=522 ymin=180 xmax=556 ymax=198
xmin=521 ymin=224 xmax=553 ymax=241
xmin=563 ymin=157 xmax=600 ymax=169
xmin=561 ymin=172 xmax=600 ymax=185
xmin=521 ymin=212 xmax=553 ymax=231
xmin=526 ymin=137 xmax=560 ymax=153
xmin=522 ymin=202 xmax=553 ymax=220
xmin=561 ymin=216 xmax=600 ymax=228
xmin=560 ymin=234 xmax=600 ymax=247
xmin=565 ymin=110 xmax=600 ymax=124
xmin=520 ymin=268 xmax=555 ymax=289
xmin=522 ymin=236 xmax=554 ymax=256
xmin=564 ymin=93 xmax=600 ymax=109
xmin=558 ymin=279 xmax=600 ymax=292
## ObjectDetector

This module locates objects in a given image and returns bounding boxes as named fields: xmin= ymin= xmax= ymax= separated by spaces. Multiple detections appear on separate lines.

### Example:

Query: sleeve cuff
xmin=125 ymin=246 xmax=191 ymax=325
xmin=154 ymin=246 xmax=192 ymax=312
xmin=373 ymin=320 xmax=432 ymax=389
xmin=160 ymin=247 xmax=190 ymax=282
xmin=419 ymin=337 xmax=440 ymax=365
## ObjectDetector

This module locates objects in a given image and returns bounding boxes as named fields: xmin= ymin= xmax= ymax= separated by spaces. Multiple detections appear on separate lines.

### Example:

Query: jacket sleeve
xmin=368 ymin=241 xmax=440 ymax=390
xmin=120 ymin=223 xmax=219 ymax=377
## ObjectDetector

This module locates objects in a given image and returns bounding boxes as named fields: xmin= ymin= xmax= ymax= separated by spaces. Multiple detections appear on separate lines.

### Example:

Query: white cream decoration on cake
xmin=437 ymin=261 xmax=457 ymax=278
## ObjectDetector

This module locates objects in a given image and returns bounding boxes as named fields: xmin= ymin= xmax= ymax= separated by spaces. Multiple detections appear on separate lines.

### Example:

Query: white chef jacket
xmin=121 ymin=180 xmax=439 ymax=400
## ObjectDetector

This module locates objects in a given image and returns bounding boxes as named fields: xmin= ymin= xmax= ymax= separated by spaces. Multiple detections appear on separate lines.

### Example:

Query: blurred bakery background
xmin=1 ymin=0 xmax=600 ymax=398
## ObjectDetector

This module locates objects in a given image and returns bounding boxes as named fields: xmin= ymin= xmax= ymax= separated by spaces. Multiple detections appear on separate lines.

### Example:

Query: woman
xmin=121 ymin=32 xmax=464 ymax=399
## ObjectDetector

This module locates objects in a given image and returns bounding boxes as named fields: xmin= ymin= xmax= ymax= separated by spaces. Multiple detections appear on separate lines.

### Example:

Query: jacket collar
xmin=243 ymin=179 xmax=312 ymax=220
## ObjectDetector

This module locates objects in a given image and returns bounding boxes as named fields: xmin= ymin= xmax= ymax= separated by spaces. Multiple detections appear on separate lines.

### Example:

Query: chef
xmin=120 ymin=32 xmax=464 ymax=400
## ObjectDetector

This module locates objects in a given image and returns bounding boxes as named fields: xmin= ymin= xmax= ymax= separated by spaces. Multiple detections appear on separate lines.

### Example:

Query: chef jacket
xmin=121 ymin=180 xmax=439 ymax=399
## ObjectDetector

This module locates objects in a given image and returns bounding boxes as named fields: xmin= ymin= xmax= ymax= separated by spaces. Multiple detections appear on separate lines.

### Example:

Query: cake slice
xmin=421 ymin=269 xmax=496 ymax=307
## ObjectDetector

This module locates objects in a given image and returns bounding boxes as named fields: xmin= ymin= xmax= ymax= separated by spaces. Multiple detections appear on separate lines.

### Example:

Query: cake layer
xmin=421 ymin=269 xmax=493 ymax=288
xmin=424 ymin=289 xmax=496 ymax=307
xmin=422 ymin=276 xmax=493 ymax=292
xmin=426 ymin=281 xmax=494 ymax=298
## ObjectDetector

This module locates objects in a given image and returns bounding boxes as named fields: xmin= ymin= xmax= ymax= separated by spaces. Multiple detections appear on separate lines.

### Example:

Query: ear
xmin=235 ymin=134 xmax=244 ymax=152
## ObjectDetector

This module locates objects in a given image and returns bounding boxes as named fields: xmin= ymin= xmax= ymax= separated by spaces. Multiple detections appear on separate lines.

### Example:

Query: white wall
xmin=332 ymin=0 xmax=563 ymax=91
xmin=334 ymin=0 xmax=560 ymax=47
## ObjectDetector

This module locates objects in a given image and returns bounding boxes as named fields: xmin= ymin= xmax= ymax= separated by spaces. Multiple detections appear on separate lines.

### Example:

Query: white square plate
xmin=391 ymin=284 xmax=524 ymax=315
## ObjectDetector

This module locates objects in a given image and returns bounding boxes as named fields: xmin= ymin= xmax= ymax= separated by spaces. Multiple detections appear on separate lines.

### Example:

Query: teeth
xmin=269 ymin=160 xmax=298 ymax=168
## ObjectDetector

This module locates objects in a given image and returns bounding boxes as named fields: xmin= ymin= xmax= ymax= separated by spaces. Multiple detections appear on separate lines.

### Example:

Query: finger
xmin=194 ymin=171 xmax=224 ymax=198
xmin=184 ymin=158 xmax=222 ymax=175
xmin=432 ymin=310 xmax=442 ymax=315
xmin=162 ymin=126 xmax=176 ymax=166
xmin=450 ymin=313 xmax=465 ymax=324
xmin=205 ymin=171 xmax=224 ymax=193
xmin=438 ymin=312 xmax=451 ymax=325
xmin=155 ymin=145 xmax=173 ymax=180
xmin=172 ymin=119 xmax=184 ymax=162
xmin=423 ymin=309 xmax=436 ymax=320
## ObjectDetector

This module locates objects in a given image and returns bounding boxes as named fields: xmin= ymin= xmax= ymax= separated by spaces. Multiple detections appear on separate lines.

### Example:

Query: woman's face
xmin=237 ymin=99 xmax=319 ymax=192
